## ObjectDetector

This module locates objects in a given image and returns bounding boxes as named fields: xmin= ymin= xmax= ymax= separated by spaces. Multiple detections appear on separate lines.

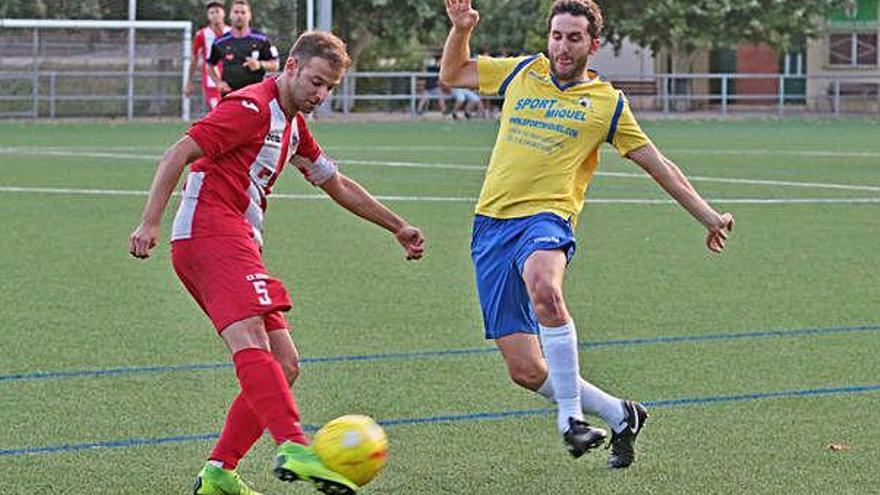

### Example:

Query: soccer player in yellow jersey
xmin=441 ymin=0 xmax=734 ymax=468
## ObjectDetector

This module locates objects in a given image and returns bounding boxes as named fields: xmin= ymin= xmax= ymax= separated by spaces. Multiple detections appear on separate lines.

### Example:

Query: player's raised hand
xmin=445 ymin=0 xmax=480 ymax=30
xmin=129 ymin=221 xmax=159 ymax=259
xmin=395 ymin=225 xmax=426 ymax=261
xmin=706 ymin=212 xmax=734 ymax=253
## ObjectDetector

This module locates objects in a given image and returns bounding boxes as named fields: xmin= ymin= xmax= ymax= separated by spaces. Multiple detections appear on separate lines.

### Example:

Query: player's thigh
xmin=220 ymin=315 xmax=270 ymax=353
xmin=471 ymin=216 xmax=540 ymax=339
xmin=522 ymin=249 xmax=568 ymax=298
xmin=172 ymin=237 xmax=292 ymax=334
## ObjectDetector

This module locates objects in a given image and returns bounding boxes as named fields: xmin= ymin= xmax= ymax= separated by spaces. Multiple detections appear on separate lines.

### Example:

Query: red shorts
xmin=203 ymin=86 xmax=221 ymax=110
xmin=172 ymin=236 xmax=291 ymax=333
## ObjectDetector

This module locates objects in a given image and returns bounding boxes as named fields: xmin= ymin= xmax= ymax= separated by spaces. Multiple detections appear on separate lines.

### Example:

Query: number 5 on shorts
xmin=252 ymin=280 xmax=272 ymax=305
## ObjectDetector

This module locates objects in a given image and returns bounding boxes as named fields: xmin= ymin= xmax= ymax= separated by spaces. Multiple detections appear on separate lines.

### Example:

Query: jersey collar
xmin=550 ymin=69 xmax=601 ymax=91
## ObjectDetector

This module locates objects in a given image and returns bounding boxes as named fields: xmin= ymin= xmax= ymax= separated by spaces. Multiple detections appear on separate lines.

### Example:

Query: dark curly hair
xmin=546 ymin=0 xmax=604 ymax=39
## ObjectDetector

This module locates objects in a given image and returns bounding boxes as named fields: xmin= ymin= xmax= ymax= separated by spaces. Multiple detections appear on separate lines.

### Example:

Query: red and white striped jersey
xmin=172 ymin=78 xmax=337 ymax=246
xmin=193 ymin=24 xmax=231 ymax=89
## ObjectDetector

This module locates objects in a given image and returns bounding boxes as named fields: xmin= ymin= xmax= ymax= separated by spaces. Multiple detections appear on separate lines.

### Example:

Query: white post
xmin=778 ymin=75 xmax=785 ymax=117
xmin=31 ymin=28 xmax=39 ymax=118
xmin=307 ymin=0 xmax=315 ymax=31
xmin=318 ymin=0 xmax=332 ymax=31
xmin=50 ymin=72 xmax=57 ymax=118
xmin=316 ymin=0 xmax=333 ymax=113
xmin=182 ymin=23 xmax=192 ymax=120
xmin=721 ymin=74 xmax=728 ymax=116
xmin=410 ymin=74 xmax=417 ymax=117
xmin=833 ymin=79 xmax=841 ymax=116
xmin=662 ymin=75 xmax=670 ymax=113
xmin=127 ymin=0 xmax=136 ymax=120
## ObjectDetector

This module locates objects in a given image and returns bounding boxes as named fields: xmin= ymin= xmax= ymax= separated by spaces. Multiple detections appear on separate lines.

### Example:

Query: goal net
xmin=0 ymin=19 xmax=192 ymax=119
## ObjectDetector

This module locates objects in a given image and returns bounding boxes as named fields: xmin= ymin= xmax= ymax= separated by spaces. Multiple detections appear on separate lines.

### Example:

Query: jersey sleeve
xmin=293 ymin=113 xmax=337 ymax=186
xmin=262 ymin=39 xmax=279 ymax=61
xmin=477 ymin=55 xmax=534 ymax=96
xmin=607 ymin=92 xmax=651 ymax=157
xmin=186 ymin=96 xmax=265 ymax=159
xmin=192 ymin=30 xmax=204 ymax=58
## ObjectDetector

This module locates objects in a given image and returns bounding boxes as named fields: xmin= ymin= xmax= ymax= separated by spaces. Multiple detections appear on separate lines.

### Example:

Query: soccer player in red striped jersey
xmin=185 ymin=1 xmax=231 ymax=112
xmin=130 ymin=32 xmax=425 ymax=495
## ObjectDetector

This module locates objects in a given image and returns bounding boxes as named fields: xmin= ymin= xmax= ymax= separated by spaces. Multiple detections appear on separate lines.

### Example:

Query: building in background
xmin=806 ymin=0 xmax=879 ymax=111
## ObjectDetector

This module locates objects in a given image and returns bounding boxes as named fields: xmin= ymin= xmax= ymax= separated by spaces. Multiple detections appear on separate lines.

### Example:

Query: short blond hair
xmin=289 ymin=31 xmax=352 ymax=71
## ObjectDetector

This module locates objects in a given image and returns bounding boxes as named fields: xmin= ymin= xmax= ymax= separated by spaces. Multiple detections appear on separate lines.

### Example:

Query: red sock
xmin=232 ymin=348 xmax=309 ymax=445
xmin=209 ymin=392 xmax=265 ymax=469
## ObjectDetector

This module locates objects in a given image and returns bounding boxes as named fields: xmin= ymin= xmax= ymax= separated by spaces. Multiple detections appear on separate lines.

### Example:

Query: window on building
xmin=829 ymin=32 xmax=878 ymax=66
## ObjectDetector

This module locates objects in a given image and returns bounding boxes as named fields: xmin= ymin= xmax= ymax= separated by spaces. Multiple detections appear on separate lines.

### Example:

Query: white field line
xmin=2 ymin=185 xmax=879 ymax=205
xmin=4 ymin=144 xmax=880 ymax=158
xmin=2 ymin=146 xmax=879 ymax=193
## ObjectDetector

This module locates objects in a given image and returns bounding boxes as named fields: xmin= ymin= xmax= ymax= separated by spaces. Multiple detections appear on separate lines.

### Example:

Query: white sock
xmin=539 ymin=321 xmax=583 ymax=433
xmin=536 ymin=377 xmax=626 ymax=432
xmin=207 ymin=459 xmax=225 ymax=469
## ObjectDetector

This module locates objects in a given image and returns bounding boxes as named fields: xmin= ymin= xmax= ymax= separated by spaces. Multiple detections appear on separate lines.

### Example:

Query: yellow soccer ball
xmin=313 ymin=415 xmax=389 ymax=487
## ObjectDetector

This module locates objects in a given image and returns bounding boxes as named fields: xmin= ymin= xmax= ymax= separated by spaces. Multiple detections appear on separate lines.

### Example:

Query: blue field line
xmin=2 ymin=323 xmax=879 ymax=385
xmin=1 ymin=383 xmax=879 ymax=458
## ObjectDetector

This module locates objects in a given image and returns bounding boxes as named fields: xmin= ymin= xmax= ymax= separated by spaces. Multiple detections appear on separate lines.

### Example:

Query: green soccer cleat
xmin=193 ymin=463 xmax=263 ymax=495
xmin=274 ymin=441 xmax=359 ymax=495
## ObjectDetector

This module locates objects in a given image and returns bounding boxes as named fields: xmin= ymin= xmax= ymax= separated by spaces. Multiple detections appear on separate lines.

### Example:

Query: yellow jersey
xmin=476 ymin=53 xmax=651 ymax=225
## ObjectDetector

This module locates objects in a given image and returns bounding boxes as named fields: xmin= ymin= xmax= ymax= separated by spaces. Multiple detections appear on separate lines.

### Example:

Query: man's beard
xmin=550 ymin=55 xmax=588 ymax=82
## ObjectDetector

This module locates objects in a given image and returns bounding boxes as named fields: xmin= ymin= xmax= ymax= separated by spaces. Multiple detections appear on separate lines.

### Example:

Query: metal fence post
xmin=662 ymin=75 xmax=669 ymax=113
xmin=778 ymin=75 xmax=785 ymax=117
xmin=31 ymin=28 xmax=40 ymax=118
xmin=342 ymin=74 xmax=350 ymax=115
xmin=127 ymin=0 xmax=137 ymax=120
xmin=50 ymin=72 xmax=57 ymax=118
xmin=410 ymin=74 xmax=417 ymax=117
xmin=833 ymin=79 xmax=841 ymax=116
xmin=721 ymin=74 xmax=728 ymax=116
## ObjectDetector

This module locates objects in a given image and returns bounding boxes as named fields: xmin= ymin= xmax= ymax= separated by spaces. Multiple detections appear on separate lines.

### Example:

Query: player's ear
xmin=589 ymin=37 xmax=600 ymax=56
xmin=285 ymin=56 xmax=299 ymax=74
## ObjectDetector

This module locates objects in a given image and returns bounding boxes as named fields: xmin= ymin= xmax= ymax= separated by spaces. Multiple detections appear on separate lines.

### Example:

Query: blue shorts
xmin=471 ymin=213 xmax=576 ymax=340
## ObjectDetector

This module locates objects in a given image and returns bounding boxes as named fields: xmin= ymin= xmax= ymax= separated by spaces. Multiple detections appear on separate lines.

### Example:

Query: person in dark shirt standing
xmin=207 ymin=0 xmax=279 ymax=95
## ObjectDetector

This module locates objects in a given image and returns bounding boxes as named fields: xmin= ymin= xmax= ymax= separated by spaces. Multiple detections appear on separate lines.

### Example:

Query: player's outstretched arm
xmin=129 ymin=136 xmax=204 ymax=259
xmin=439 ymin=0 xmax=479 ymax=89
xmin=320 ymin=172 xmax=426 ymax=261
xmin=627 ymin=143 xmax=734 ymax=253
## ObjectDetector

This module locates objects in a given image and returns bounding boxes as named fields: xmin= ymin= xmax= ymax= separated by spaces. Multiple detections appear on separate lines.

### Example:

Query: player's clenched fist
xmin=396 ymin=225 xmax=426 ymax=261
xmin=706 ymin=212 xmax=734 ymax=253
xmin=129 ymin=222 xmax=159 ymax=259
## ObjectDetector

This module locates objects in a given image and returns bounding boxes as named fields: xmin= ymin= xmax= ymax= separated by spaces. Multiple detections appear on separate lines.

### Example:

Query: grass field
xmin=1 ymin=117 xmax=879 ymax=494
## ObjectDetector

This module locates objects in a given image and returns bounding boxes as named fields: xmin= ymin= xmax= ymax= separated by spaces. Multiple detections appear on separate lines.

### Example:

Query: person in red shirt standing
xmin=130 ymin=31 xmax=425 ymax=495
xmin=185 ymin=1 xmax=232 ymax=113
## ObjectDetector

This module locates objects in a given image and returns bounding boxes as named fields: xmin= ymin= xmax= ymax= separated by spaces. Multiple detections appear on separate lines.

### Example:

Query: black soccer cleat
xmin=563 ymin=417 xmax=608 ymax=458
xmin=607 ymin=400 xmax=649 ymax=469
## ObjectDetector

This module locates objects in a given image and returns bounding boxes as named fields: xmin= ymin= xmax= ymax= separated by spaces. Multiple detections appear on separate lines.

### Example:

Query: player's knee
xmin=529 ymin=280 xmax=567 ymax=321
